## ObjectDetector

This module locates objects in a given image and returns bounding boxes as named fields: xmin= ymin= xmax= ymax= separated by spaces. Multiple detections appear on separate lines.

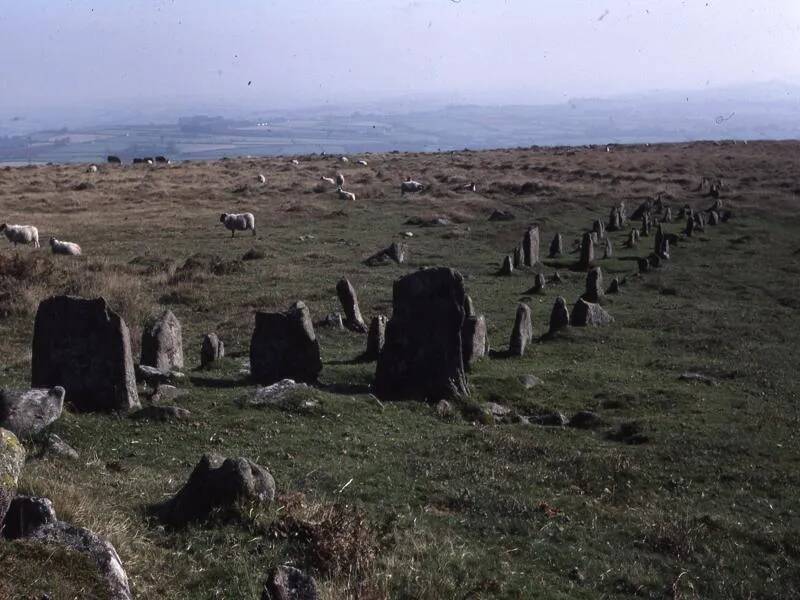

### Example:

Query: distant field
xmin=1 ymin=141 xmax=799 ymax=599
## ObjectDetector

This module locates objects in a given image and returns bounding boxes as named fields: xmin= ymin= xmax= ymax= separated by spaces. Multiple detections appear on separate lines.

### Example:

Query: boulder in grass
xmin=0 ymin=428 xmax=25 ymax=526
xmin=364 ymin=241 xmax=407 ymax=266
xmin=2 ymin=496 xmax=57 ymax=540
xmin=0 ymin=386 xmax=64 ymax=437
xmin=262 ymin=565 xmax=319 ymax=600
xmin=548 ymin=296 xmax=570 ymax=334
xmin=200 ymin=333 xmax=225 ymax=367
xmin=43 ymin=433 xmax=79 ymax=460
xmin=488 ymin=209 xmax=515 ymax=222
xmin=129 ymin=405 xmax=191 ymax=422
xmin=569 ymin=410 xmax=603 ymax=429
xmin=571 ymin=298 xmax=613 ymax=327
xmin=154 ymin=453 xmax=276 ymax=527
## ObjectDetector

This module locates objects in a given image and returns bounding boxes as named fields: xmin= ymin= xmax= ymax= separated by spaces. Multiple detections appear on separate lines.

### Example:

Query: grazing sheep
xmin=49 ymin=237 xmax=82 ymax=256
xmin=357 ymin=159 xmax=368 ymax=166
xmin=257 ymin=173 xmax=266 ymax=184
xmin=335 ymin=172 xmax=345 ymax=186
xmin=0 ymin=223 xmax=40 ymax=248
xmin=87 ymin=165 xmax=98 ymax=173
xmin=291 ymin=159 xmax=300 ymax=165
xmin=400 ymin=179 xmax=424 ymax=195
xmin=320 ymin=176 xmax=336 ymax=185
xmin=220 ymin=213 xmax=256 ymax=237
xmin=337 ymin=187 xmax=356 ymax=202
xmin=145 ymin=158 xmax=154 ymax=166
xmin=340 ymin=156 xmax=349 ymax=163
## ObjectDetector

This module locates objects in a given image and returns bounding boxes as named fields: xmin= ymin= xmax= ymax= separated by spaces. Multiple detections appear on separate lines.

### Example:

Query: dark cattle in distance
xmin=155 ymin=156 xmax=169 ymax=164
xmin=107 ymin=155 xmax=122 ymax=164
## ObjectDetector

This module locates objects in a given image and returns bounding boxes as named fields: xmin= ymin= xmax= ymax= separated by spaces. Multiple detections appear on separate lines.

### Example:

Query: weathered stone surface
xmin=608 ymin=206 xmax=622 ymax=231
xmin=464 ymin=295 xmax=475 ymax=318
xmin=365 ymin=241 xmax=407 ymax=266
xmin=584 ymin=267 xmax=604 ymax=303
xmin=462 ymin=315 xmax=488 ymax=369
xmin=579 ymin=232 xmax=594 ymax=268
xmin=518 ymin=374 xmax=543 ymax=389
xmin=569 ymin=410 xmax=602 ymax=429
xmin=549 ymin=233 xmax=563 ymax=257
xmin=509 ymin=303 xmax=533 ymax=356
xmin=551 ymin=270 xmax=563 ymax=284
xmin=154 ymin=454 xmax=276 ymax=526
xmin=592 ymin=219 xmax=605 ymax=240
xmin=135 ymin=364 xmax=178 ymax=387
xmin=512 ymin=245 xmax=523 ymax=269
xmin=0 ymin=386 xmax=64 ymax=437
xmin=489 ymin=209 xmax=515 ymax=221
xmin=200 ymin=333 xmax=225 ymax=367
xmin=434 ymin=399 xmax=455 ymax=419
xmin=607 ymin=277 xmax=621 ymax=294
xmin=129 ymin=405 xmax=191 ymax=422
xmin=364 ymin=315 xmax=388 ymax=360
xmin=262 ymin=565 xmax=319 ymax=600
xmin=531 ymin=411 xmax=569 ymax=427
xmin=523 ymin=226 xmax=540 ymax=266
xmin=499 ymin=255 xmax=514 ymax=276
xmin=548 ymin=296 xmax=570 ymax=334
xmin=531 ymin=272 xmax=546 ymax=293
xmin=141 ymin=310 xmax=184 ymax=371
xmin=627 ymin=228 xmax=640 ymax=248
xmin=2 ymin=496 xmax=57 ymax=539
xmin=603 ymin=237 xmax=613 ymax=259
xmin=571 ymin=299 xmax=613 ymax=327
xmin=374 ymin=268 xmax=468 ymax=400
xmin=43 ymin=434 xmax=79 ymax=460
xmin=250 ymin=301 xmax=323 ymax=385
xmin=240 ymin=379 xmax=315 ymax=410
xmin=336 ymin=278 xmax=368 ymax=333
xmin=28 ymin=521 xmax=132 ymax=600
xmin=31 ymin=296 xmax=139 ymax=412
xmin=0 ymin=428 xmax=25 ymax=526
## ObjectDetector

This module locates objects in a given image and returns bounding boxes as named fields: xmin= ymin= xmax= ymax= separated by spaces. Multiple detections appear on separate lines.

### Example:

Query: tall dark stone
xmin=249 ymin=302 xmax=323 ymax=385
xmin=336 ymin=278 xmax=368 ymax=333
xmin=584 ymin=267 xmax=604 ymax=303
xmin=523 ymin=226 xmax=540 ymax=266
xmin=500 ymin=255 xmax=514 ymax=276
xmin=548 ymin=296 xmax=570 ymax=334
xmin=604 ymin=237 xmax=613 ymax=259
xmin=509 ymin=303 xmax=533 ymax=357
xmin=200 ymin=333 xmax=225 ymax=367
xmin=512 ymin=246 xmax=523 ymax=269
xmin=364 ymin=315 xmax=387 ymax=360
xmin=31 ymin=296 xmax=139 ymax=412
xmin=579 ymin=232 xmax=594 ymax=269
xmin=374 ymin=268 xmax=469 ymax=400
xmin=608 ymin=206 xmax=622 ymax=231
xmin=140 ymin=310 xmax=184 ymax=371
xmin=549 ymin=233 xmax=563 ymax=257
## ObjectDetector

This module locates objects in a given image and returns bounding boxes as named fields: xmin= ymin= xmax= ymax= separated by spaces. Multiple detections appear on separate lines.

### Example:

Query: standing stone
xmin=464 ymin=295 xmax=475 ymax=318
xmin=250 ymin=301 xmax=323 ymax=385
xmin=655 ymin=225 xmax=670 ymax=259
xmin=627 ymin=228 xmax=640 ymax=248
xmin=336 ymin=278 xmax=368 ymax=333
xmin=551 ymin=270 xmax=563 ymax=284
xmin=522 ymin=226 xmax=540 ymax=266
xmin=604 ymin=237 xmax=614 ymax=259
xmin=200 ymin=333 xmax=225 ymax=367
xmin=607 ymin=277 xmax=621 ymax=294
xmin=31 ymin=296 xmax=139 ymax=412
xmin=592 ymin=219 xmax=606 ymax=240
xmin=462 ymin=315 xmax=488 ymax=369
xmin=0 ymin=386 xmax=64 ymax=438
xmin=512 ymin=246 xmax=523 ymax=269
xmin=141 ymin=310 xmax=184 ymax=371
xmin=364 ymin=315 xmax=387 ymax=360
xmin=631 ymin=200 xmax=652 ymax=221
xmin=619 ymin=201 xmax=627 ymax=224
xmin=509 ymin=303 xmax=533 ymax=357
xmin=549 ymin=233 xmax=563 ymax=257
xmin=589 ymin=231 xmax=599 ymax=244
xmin=548 ymin=296 xmax=570 ymax=334
xmin=685 ymin=217 xmax=695 ymax=237
xmin=638 ymin=257 xmax=651 ymax=273
xmin=532 ymin=272 xmax=546 ymax=293
xmin=500 ymin=255 xmax=514 ymax=276
xmin=571 ymin=299 xmax=614 ymax=326
xmin=663 ymin=207 xmax=673 ymax=223
xmin=579 ymin=232 xmax=594 ymax=269
xmin=641 ymin=213 xmax=652 ymax=236
xmin=608 ymin=207 xmax=622 ymax=231
xmin=0 ymin=428 xmax=25 ymax=526
xmin=262 ymin=566 xmax=318 ymax=600
xmin=584 ymin=267 xmax=604 ymax=303
xmin=374 ymin=268 xmax=469 ymax=400
xmin=708 ymin=211 xmax=720 ymax=226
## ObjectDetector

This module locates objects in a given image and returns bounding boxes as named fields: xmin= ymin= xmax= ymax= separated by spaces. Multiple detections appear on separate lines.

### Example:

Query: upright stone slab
xmin=500 ymin=255 xmax=514 ymax=276
xmin=0 ymin=428 xmax=25 ymax=526
xmin=532 ymin=272 xmax=546 ymax=293
xmin=548 ymin=297 xmax=570 ymax=334
xmin=592 ymin=219 xmax=605 ymax=240
xmin=618 ymin=201 xmax=627 ymax=223
xmin=462 ymin=315 xmax=488 ymax=369
xmin=140 ymin=310 xmax=184 ymax=371
xmin=336 ymin=278 xmax=368 ymax=333
xmin=512 ymin=246 xmax=523 ymax=269
xmin=523 ymin=226 xmax=540 ymax=266
xmin=31 ymin=296 xmax=139 ymax=412
xmin=549 ymin=233 xmax=563 ymax=257
xmin=364 ymin=315 xmax=387 ymax=360
xmin=0 ymin=386 xmax=64 ymax=438
xmin=374 ymin=268 xmax=468 ymax=400
xmin=627 ymin=228 xmax=640 ymax=248
xmin=608 ymin=277 xmax=621 ymax=294
xmin=250 ymin=301 xmax=323 ymax=385
xmin=464 ymin=296 xmax=475 ymax=318
xmin=663 ymin=207 xmax=673 ymax=223
xmin=579 ymin=232 xmax=594 ymax=269
xmin=604 ymin=237 xmax=614 ymax=259
xmin=200 ymin=333 xmax=225 ymax=367
xmin=509 ymin=303 xmax=533 ymax=357
xmin=584 ymin=267 xmax=604 ymax=303
xmin=608 ymin=206 xmax=622 ymax=231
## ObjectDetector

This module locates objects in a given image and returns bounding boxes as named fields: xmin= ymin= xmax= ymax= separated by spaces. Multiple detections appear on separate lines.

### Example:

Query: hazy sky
xmin=2 ymin=0 xmax=799 ymax=112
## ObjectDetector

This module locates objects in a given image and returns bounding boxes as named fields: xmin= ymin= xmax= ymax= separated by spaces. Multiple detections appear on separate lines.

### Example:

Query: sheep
xmin=335 ymin=172 xmax=345 ymax=186
xmin=400 ymin=179 xmax=424 ymax=195
xmin=49 ymin=237 xmax=82 ymax=256
xmin=320 ymin=176 xmax=336 ymax=185
xmin=340 ymin=156 xmax=349 ymax=163
xmin=87 ymin=165 xmax=98 ymax=173
xmin=0 ymin=223 xmax=40 ymax=248
xmin=220 ymin=212 xmax=256 ymax=237
xmin=357 ymin=159 xmax=368 ymax=166
xmin=257 ymin=173 xmax=266 ymax=184
xmin=291 ymin=159 xmax=300 ymax=165
xmin=337 ymin=187 xmax=356 ymax=202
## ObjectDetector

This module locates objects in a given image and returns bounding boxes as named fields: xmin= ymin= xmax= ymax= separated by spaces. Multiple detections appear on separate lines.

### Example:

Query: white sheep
xmin=257 ymin=174 xmax=266 ymax=184
xmin=0 ymin=223 xmax=40 ymax=248
xmin=357 ymin=159 xmax=368 ymax=166
xmin=340 ymin=156 xmax=349 ymax=163
xmin=291 ymin=159 xmax=300 ymax=165
xmin=220 ymin=212 xmax=256 ymax=237
xmin=335 ymin=172 xmax=345 ymax=187
xmin=87 ymin=165 xmax=98 ymax=173
xmin=337 ymin=187 xmax=356 ymax=202
xmin=49 ymin=237 xmax=82 ymax=256
xmin=400 ymin=179 xmax=424 ymax=195
xmin=320 ymin=176 xmax=336 ymax=185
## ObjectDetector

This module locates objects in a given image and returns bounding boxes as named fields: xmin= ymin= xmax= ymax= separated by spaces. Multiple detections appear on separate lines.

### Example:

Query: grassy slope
xmin=0 ymin=141 xmax=799 ymax=599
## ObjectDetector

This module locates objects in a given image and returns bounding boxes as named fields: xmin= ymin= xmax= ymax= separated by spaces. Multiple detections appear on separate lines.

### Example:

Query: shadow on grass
xmin=188 ymin=375 xmax=245 ymax=389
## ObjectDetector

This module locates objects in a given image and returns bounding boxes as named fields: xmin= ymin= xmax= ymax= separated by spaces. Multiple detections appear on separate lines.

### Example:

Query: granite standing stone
xmin=140 ymin=310 xmax=184 ymax=371
xmin=336 ymin=278 xmax=368 ymax=333
xmin=509 ymin=303 xmax=533 ymax=356
xmin=523 ymin=226 xmax=540 ymax=266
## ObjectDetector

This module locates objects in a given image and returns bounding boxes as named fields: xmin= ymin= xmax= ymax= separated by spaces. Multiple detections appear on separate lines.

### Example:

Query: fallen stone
xmin=250 ymin=301 xmax=323 ymax=385
xmin=262 ymin=565 xmax=319 ymax=600
xmin=571 ymin=299 xmax=613 ymax=327
xmin=509 ymin=303 xmax=533 ymax=356
xmin=364 ymin=241 xmax=407 ymax=266
xmin=154 ymin=454 xmax=276 ymax=526
xmin=336 ymin=278 xmax=368 ymax=333
xmin=140 ymin=310 xmax=184 ymax=371
xmin=679 ymin=372 xmax=718 ymax=386
xmin=518 ymin=374 xmax=543 ymax=389
xmin=31 ymin=295 xmax=139 ymax=412
xmin=2 ymin=496 xmax=57 ymax=540
xmin=0 ymin=386 xmax=64 ymax=437
xmin=129 ymin=405 xmax=191 ymax=422
xmin=43 ymin=434 xmax=79 ymax=460
xmin=530 ymin=411 xmax=569 ymax=427
xmin=489 ymin=209 xmax=515 ymax=221
xmin=0 ymin=428 xmax=25 ymax=525
xmin=240 ymin=379 xmax=313 ymax=409
xmin=135 ymin=364 xmax=178 ymax=387
xmin=486 ymin=402 xmax=511 ymax=419
xmin=200 ymin=333 xmax=225 ymax=367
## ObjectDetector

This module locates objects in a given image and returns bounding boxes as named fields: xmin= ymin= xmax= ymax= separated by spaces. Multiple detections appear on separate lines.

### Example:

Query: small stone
xmin=200 ymin=333 xmax=225 ymax=367
xmin=549 ymin=233 xmax=563 ymax=257
xmin=129 ymin=405 xmax=191 ymax=422
xmin=489 ymin=209 xmax=515 ymax=221
xmin=571 ymin=299 xmax=613 ymax=327
xmin=518 ymin=374 xmax=543 ymax=389
xmin=531 ymin=411 xmax=568 ymax=427
xmin=364 ymin=315 xmax=388 ymax=360
xmin=262 ymin=565 xmax=318 ymax=600
xmin=43 ymin=434 xmax=79 ymax=460
xmin=435 ymin=399 xmax=455 ymax=419
xmin=509 ymin=303 xmax=533 ymax=356
xmin=679 ymin=372 xmax=718 ymax=386
xmin=607 ymin=277 xmax=620 ymax=294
